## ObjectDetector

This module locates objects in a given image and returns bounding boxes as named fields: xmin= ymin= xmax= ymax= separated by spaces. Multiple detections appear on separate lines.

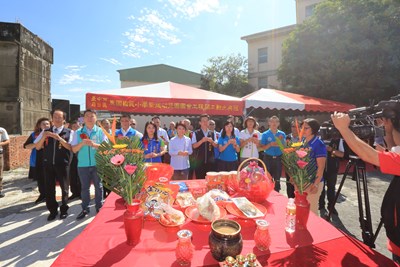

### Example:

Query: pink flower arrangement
xmin=275 ymin=134 xmax=317 ymax=194
xmin=296 ymin=160 xmax=308 ymax=169
xmin=111 ymin=154 xmax=125 ymax=166
xmin=295 ymin=150 xmax=308 ymax=159
xmin=124 ymin=164 xmax=137 ymax=175
xmin=96 ymin=117 xmax=147 ymax=205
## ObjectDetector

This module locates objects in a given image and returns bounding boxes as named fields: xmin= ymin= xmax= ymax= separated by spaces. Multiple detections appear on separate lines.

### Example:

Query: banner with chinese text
xmin=86 ymin=93 xmax=244 ymax=116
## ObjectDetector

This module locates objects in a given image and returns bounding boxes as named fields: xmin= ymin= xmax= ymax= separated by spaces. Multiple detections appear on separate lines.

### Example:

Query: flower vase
xmin=124 ymin=199 xmax=144 ymax=246
xmin=294 ymin=191 xmax=310 ymax=230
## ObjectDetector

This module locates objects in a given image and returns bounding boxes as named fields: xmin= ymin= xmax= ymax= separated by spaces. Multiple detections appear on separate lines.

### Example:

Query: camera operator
xmin=332 ymin=111 xmax=400 ymax=263
xmin=319 ymin=136 xmax=345 ymax=216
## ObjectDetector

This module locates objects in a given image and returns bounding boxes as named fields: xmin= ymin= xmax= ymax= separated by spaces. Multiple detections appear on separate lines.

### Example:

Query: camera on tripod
xmin=320 ymin=94 xmax=400 ymax=141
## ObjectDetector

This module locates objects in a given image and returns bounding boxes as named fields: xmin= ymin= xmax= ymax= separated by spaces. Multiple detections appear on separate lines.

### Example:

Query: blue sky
xmin=1 ymin=0 xmax=296 ymax=108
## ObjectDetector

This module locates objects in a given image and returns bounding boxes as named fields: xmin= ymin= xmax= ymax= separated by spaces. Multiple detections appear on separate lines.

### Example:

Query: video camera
xmin=320 ymin=95 xmax=400 ymax=141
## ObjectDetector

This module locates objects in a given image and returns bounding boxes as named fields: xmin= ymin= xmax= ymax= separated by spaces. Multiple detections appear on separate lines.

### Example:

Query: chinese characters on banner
xmin=86 ymin=94 xmax=243 ymax=115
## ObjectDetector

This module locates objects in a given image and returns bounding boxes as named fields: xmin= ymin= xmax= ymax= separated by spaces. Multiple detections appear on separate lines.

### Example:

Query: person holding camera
xmin=319 ymin=136 xmax=345 ymax=216
xmin=332 ymin=111 xmax=400 ymax=263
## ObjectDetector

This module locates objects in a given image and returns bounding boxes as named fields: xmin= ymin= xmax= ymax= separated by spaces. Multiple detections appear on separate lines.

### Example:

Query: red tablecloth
xmin=53 ymin=190 xmax=397 ymax=267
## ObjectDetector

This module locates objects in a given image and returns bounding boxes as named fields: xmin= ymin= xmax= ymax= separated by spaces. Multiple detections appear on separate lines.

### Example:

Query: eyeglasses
xmin=209 ymin=123 xmax=215 ymax=126
xmin=130 ymin=123 xmax=136 ymax=126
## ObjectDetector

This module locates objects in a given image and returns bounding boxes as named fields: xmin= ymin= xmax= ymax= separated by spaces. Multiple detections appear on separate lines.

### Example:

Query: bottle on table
xmin=176 ymin=229 xmax=194 ymax=266
xmin=254 ymin=219 xmax=271 ymax=251
xmin=285 ymin=198 xmax=296 ymax=234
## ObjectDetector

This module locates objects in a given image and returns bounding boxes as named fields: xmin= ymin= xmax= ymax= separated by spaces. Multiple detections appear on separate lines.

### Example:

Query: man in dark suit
xmin=35 ymin=109 xmax=72 ymax=221
xmin=191 ymin=114 xmax=218 ymax=179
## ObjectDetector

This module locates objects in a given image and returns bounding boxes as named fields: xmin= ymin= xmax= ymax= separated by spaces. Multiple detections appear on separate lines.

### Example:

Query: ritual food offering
xmin=175 ymin=192 xmax=196 ymax=209
xmin=170 ymin=181 xmax=189 ymax=192
xmin=232 ymin=197 xmax=264 ymax=218
xmin=218 ymin=253 xmax=262 ymax=267
xmin=158 ymin=203 xmax=185 ymax=227
xmin=196 ymin=192 xmax=221 ymax=222
xmin=144 ymin=163 xmax=174 ymax=186
xmin=141 ymin=183 xmax=177 ymax=220
xmin=207 ymin=189 xmax=231 ymax=203
xmin=228 ymin=158 xmax=274 ymax=203
xmin=225 ymin=201 xmax=267 ymax=219
xmin=185 ymin=205 xmax=226 ymax=224
xmin=206 ymin=172 xmax=226 ymax=191
xmin=185 ymin=180 xmax=207 ymax=198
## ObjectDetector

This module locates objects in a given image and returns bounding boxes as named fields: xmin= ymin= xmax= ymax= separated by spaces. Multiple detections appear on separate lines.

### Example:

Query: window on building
xmin=258 ymin=47 xmax=268 ymax=64
xmin=305 ymin=4 xmax=317 ymax=18
xmin=258 ymin=77 xmax=268 ymax=89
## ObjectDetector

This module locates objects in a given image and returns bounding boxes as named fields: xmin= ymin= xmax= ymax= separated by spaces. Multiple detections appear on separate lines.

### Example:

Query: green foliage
xmin=201 ymin=53 xmax=254 ymax=97
xmin=281 ymin=148 xmax=317 ymax=194
xmin=276 ymin=138 xmax=317 ymax=194
xmin=278 ymin=0 xmax=400 ymax=106
xmin=95 ymin=136 xmax=146 ymax=205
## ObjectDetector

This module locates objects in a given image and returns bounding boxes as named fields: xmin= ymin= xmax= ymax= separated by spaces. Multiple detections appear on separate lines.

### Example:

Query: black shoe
xmin=47 ymin=212 xmax=58 ymax=221
xmin=68 ymin=194 xmax=80 ymax=200
xmin=60 ymin=212 xmax=68 ymax=219
xmin=0 ymin=191 xmax=4 ymax=198
xmin=35 ymin=196 xmax=46 ymax=204
xmin=76 ymin=210 xmax=89 ymax=220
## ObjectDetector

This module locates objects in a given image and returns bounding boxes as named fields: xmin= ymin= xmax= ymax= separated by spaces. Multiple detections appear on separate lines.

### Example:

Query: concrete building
xmin=117 ymin=64 xmax=202 ymax=88
xmin=241 ymin=0 xmax=324 ymax=89
xmin=0 ymin=22 xmax=53 ymax=135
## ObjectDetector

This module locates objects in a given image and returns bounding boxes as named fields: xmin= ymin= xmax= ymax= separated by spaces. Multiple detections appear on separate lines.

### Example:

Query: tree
xmin=201 ymin=54 xmax=254 ymax=97
xmin=278 ymin=0 xmax=400 ymax=106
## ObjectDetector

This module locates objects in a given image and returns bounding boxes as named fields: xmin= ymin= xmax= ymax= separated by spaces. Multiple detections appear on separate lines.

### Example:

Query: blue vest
xmin=76 ymin=125 xmax=104 ymax=167
xmin=29 ymin=132 xmax=37 ymax=167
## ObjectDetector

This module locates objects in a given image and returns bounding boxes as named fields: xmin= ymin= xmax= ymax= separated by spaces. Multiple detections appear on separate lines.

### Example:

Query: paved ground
xmin=0 ymin=166 xmax=395 ymax=266
xmin=0 ymin=169 xmax=95 ymax=267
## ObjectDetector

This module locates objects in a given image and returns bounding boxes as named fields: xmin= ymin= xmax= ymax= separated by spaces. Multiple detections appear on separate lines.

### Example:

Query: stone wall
xmin=3 ymin=135 xmax=31 ymax=171
xmin=0 ymin=22 xmax=53 ymax=135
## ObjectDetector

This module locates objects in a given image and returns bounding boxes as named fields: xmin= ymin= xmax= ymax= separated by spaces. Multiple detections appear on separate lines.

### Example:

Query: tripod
xmin=327 ymin=155 xmax=383 ymax=248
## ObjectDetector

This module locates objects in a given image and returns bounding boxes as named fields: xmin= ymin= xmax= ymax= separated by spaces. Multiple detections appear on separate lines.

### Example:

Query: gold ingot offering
xmin=246 ymin=253 xmax=257 ymax=266
xmin=236 ymin=254 xmax=246 ymax=266
xmin=224 ymin=256 xmax=236 ymax=267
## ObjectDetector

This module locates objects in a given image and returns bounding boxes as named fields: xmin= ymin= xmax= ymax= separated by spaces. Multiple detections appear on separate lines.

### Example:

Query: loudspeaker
xmin=52 ymin=99 xmax=70 ymax=121
xmin=70 ymin=104 xmax=81 ymax=121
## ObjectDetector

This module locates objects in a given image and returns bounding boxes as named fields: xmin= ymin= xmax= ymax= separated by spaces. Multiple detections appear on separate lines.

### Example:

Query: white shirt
xmin=0 ymin=127 xmax=9 ymax=153
xmin=169 ymin=135 xmax=193 ymax=170
xmin=34 ymin=126 xmax=73 ymax=144
xmin=158 ymin=128 xmax=169 ymax=144
xmin=239 ymin=129 xmax=261 ymax=158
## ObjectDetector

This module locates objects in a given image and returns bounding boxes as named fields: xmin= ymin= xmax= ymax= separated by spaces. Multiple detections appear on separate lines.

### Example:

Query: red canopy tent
xmin=242 ymin=89 xmax=356 ymax=112
xmin=86 ymin=82 xmax=244 ymax=116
